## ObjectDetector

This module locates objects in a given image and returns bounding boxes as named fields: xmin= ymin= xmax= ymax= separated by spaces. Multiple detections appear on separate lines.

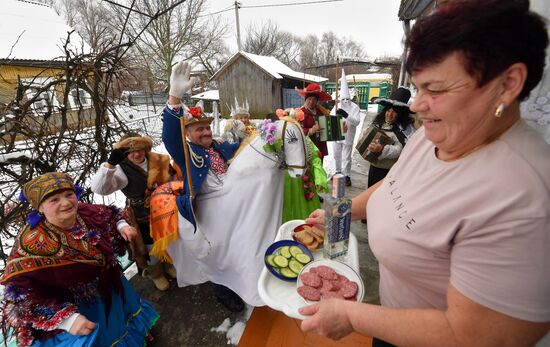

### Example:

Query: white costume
xmin=330 ymin=69 xmax=361 ymax=177
xmin=165 ymin=121 xmax=306 ymax=306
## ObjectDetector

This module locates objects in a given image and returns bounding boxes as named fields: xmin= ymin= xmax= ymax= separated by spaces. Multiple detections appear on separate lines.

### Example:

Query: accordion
xmin=318 ymin=115 xmax=345 ymax=142
xmin=355 ymin=126 xmax=392 ymax=162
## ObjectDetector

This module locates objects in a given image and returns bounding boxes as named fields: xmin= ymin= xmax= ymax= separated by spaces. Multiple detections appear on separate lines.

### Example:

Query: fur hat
xmin=229 ymin=98 xmax=250 ymax=118
xmin=113 ymin=134 xmax=153 ymax=152
xmin=373 ymin=87 xmax=413 ymax=112
xmin=295 ymin=83 xmax=332 ymax=102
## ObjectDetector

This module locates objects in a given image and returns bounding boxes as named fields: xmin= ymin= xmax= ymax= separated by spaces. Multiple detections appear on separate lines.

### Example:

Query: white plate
xmin=278 ymin=219 xmax=304 ymax=241
xmin=297 ymin=259 xmax=365 ymax=305
xmin=257 ymin=220 xmax=361 ymax=320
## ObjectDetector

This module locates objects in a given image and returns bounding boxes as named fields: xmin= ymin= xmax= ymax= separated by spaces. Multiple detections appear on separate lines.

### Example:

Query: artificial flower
xmin=188 ymin=107 xmax=202 ymax=118
xmin=295 ymin=108 xmax=305 ymax=122
xmin=70 ymin=224 xmax=86 ymax=239
xmin=260 ymin=119 xmax=277 ymax=145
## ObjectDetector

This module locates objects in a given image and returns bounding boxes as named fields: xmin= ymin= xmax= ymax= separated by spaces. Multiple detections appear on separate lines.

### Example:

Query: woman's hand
xmin=69 ymin=315 xmax=97 ymax=335
xmin=299 ymin=300 xmax=354 ymax=340
xmin=305 ymin=209 xmax=325 ymax=226
xmin=119 ymin=225 xmax=138 ymax=242
xmin=368 ymin=140 xmax=384 ymax=153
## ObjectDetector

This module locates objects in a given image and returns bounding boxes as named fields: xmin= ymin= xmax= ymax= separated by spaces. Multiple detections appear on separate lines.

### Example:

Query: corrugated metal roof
xmin=399 ymin=0 xmax=434 ymax=20
xmin=0 ymin=0 xmax=90 ymax=62
xmin=210 ymin=51 xmax=328 ymax=83
xmin=191 ymin=90 xmax=219 ymax=100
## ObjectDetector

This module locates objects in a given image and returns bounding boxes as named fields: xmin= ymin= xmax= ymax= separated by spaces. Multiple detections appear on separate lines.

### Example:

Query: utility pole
xmin=234 ymin=1 xmax=242 ymax=51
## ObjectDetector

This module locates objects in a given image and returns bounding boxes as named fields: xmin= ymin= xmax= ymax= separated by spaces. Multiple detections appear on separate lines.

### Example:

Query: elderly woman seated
xmin=1 ymin=172 xmax=158 ymax=347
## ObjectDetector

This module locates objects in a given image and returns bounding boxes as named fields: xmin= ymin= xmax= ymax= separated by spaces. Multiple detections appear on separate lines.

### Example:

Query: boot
xmin=163 ymin=263 xmax=177 ymax=279
xmin=143 ymin=262 xmax=169 ymax=291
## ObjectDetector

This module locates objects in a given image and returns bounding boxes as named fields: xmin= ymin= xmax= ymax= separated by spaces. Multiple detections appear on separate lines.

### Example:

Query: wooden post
xmin=353 ymin=76 xmax=359 ymax=105
xmin=179 ymin=117 xmax=194 ymax=199
xmin=335 ymin=57 xmax=340 ymax=111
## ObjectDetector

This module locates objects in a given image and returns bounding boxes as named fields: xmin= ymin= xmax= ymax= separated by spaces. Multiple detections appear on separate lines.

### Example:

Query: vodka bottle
xmin=323 ymin=173 xmax=352 ymax=260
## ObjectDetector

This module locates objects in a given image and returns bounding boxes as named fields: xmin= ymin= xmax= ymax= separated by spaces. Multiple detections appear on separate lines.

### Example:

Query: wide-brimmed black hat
xmin=373 ymin=87 xmax=413 ymax=113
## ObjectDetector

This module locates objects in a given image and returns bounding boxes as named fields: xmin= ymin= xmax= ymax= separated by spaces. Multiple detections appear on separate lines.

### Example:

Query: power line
xmin=240 ymin=0 xmax=343 ymax=9
xmin=198 ymin=5 xmax=234 ymax=18
xmin=101 ymin=0 xmax=153 ymax=18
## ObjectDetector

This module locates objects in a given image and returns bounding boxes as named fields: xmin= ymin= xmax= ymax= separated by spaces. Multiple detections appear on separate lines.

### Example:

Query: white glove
xmin=169 ymin=61 xmax=195 ymax=99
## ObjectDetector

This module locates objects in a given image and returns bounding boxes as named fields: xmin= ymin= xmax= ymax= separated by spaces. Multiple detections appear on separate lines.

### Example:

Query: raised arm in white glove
xmin=168 ymin=61 xmax=196 ymax=104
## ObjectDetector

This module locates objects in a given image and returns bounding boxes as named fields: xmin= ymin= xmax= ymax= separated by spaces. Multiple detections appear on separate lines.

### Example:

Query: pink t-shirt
xmin=368 ymin=120 xmax=550 ymax=322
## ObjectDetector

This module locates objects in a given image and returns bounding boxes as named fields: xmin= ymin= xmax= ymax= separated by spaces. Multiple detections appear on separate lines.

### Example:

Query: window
xmin=23 ymin=78 xmax=60 ymax=116
xmin=68 ymin=87 xmax=92 ymax=109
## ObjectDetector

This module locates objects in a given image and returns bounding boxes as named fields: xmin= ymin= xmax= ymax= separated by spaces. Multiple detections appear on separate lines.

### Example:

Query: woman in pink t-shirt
xmin=299 ymin=1 xmax=550 ymax=346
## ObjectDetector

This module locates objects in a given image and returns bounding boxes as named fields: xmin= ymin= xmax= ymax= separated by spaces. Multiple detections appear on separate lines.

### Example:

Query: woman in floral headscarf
xmin=1 ymin=172 xmax=158 ymax=347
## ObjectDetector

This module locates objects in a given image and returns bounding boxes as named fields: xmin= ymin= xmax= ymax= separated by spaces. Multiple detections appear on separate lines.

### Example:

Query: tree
xmin=299 ymin=32 xmax=367 ymax=68
xmin=243 ymin=20 xmax=301 ymax=69
xmin=46 ymin=0 xmax=118 ymax=51
xmin=189 ymin=15 xmax=231 ymax=76
xmin=115 ymin=0 xmax=229 ymax=89
xmin=0 ymin=33 xmax=137 ymax=260
xmin=299 ymin=34 xmax=322 ymax=68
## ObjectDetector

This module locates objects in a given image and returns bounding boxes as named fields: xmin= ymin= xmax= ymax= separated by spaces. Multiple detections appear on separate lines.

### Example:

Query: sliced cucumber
xmin=265 ymin=254 xmax=277 ymax=267
xmin=289 ymin=245 xmax=303 ymax=258
xmin=279 ymin=246 xmax=291 ymax=259
xmin=280 ymin=267 xmax=298 ymax=278
xmin=295 ymin=253 xmax=311 ymax=264
xmin=273 ymin=255 xmax=289 ymax=268
xmin=288 ymin=259 xmax=304 ymax=274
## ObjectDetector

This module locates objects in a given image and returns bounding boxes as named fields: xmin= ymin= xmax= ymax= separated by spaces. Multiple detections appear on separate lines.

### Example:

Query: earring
xmin=494 ymin=103 xmax=504 ymax=118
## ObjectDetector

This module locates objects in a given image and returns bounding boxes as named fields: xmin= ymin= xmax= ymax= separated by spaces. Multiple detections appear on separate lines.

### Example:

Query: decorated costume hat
xmin=373 ymin=87 xmax=413 ymax=113
xmin=229 ymin=98 xmax=250 ymax=118
xmin=295 ymin=83 xmax=332 ymax=102
xmin=182 ymin=105 xmax=213 ymax=127
xmin=113 ymin=133 xmax=153 ymax=152
xmin=19 ymin=172 xmax=83 ymax=228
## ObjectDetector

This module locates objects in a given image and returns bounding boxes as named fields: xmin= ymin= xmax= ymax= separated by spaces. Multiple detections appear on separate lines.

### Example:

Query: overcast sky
xmin=216 ymin=0 xmax=405 ymax=59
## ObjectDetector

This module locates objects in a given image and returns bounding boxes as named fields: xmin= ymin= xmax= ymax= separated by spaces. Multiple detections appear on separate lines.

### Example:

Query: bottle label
xmin=327 ymin=213 xmax=351 ymax=242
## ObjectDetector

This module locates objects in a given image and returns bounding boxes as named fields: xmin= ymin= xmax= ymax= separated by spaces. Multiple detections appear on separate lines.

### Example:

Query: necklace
xmin=188 ymin=144 xmax=205 ymax=168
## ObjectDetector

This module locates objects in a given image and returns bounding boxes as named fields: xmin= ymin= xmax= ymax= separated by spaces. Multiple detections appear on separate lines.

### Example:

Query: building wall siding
xmin=216 ymin=58 xmax=281 ymax=118
xmin=0 ymin=64 xmax=95 ymax=141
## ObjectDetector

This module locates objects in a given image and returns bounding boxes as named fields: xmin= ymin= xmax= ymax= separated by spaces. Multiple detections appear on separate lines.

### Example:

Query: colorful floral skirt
xmin=33 ymin=276 xmax=158 ymax=347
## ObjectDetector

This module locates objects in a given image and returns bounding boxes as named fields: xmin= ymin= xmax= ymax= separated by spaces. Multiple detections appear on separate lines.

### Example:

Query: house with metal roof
xmin=0 ymin=0 xmax=93 ymax=138
xmin=210 ymin=51 xmax=328 ymax=117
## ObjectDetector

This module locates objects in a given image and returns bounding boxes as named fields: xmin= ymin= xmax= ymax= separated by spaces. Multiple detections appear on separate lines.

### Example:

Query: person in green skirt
xmin=275 ymin=108 xmax=329 ymax=223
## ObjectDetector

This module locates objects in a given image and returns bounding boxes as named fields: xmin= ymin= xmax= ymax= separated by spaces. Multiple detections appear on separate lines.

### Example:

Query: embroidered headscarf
xmin=19 ymin=172 xmax=83 ymax=228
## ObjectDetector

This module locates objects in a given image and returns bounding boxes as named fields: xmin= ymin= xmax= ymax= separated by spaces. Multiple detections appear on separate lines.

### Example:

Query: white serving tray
xmin=257 ymin=219 xmax=360 ymax=319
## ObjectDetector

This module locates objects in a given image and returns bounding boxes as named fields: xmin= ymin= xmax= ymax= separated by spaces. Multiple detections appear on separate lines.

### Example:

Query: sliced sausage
xmin=300 ymin=272 xmax=322 ymax=288
xmin=340 ymin=281 xmax=359 ymax=299
xmin=320 ymin=279 xmax=336 ymax=293
xmin=316 ymin=265 xmax=338 ymax=280
xmin=297 ymin=285 xmax=321 ymax=301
